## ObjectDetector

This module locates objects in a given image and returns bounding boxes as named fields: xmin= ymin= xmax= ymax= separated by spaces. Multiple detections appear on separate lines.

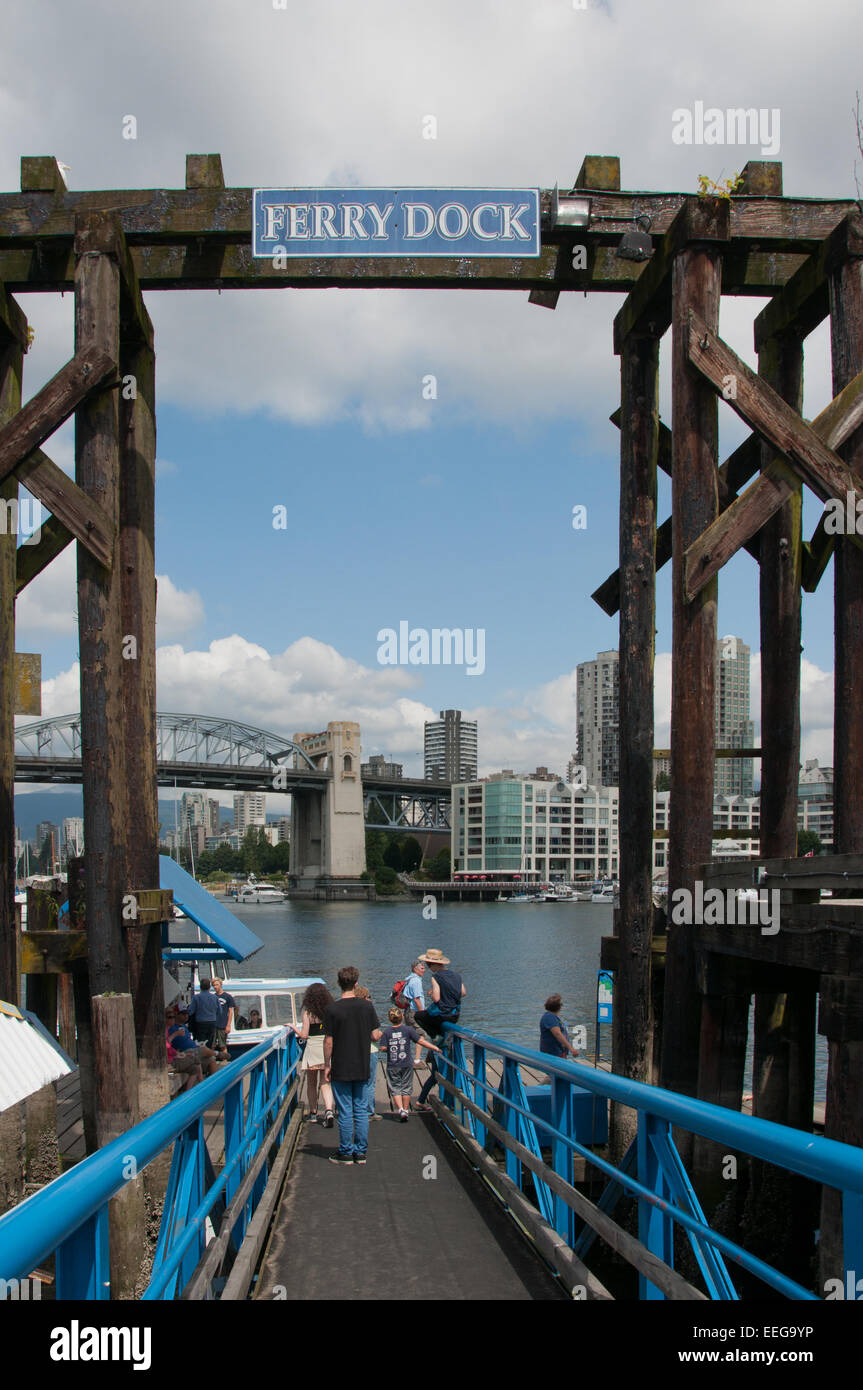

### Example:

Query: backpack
xmin=391 ymin=979 xmax=409 ymax=1010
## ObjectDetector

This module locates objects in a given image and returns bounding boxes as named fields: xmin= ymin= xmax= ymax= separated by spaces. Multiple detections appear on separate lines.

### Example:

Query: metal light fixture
xmin=550 ymin=183 xmax=591 ymax=228
xmin=615 ymin=214 xmax=653 ymax=262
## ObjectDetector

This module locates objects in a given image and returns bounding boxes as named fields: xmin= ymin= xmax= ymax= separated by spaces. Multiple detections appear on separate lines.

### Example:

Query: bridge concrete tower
xmin=290 ymin=722 xmax=367 ymax=889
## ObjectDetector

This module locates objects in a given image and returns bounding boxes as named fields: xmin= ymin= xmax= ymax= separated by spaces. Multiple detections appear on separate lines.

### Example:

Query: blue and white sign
xmin=252 ymin=188 xmax=541 ymax=259
xmin=597 ymin=970 xmax=613 ymax=1024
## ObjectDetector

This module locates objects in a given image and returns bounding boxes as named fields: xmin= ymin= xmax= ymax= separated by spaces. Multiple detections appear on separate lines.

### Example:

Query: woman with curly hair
xmin=296 ymin=981 xmax=335 ymax=1127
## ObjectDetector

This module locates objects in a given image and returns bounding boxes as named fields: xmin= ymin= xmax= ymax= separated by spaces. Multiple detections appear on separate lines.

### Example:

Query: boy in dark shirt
xmin=379 ymin=1008 xmax=440 ymax=1121
xmin=323 ymin=966 xmax=381 ymax=1164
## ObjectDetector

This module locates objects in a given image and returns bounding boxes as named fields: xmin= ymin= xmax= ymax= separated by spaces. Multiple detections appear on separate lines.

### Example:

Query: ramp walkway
xmin=255 ymin=1067 xmax=566 ymax=1301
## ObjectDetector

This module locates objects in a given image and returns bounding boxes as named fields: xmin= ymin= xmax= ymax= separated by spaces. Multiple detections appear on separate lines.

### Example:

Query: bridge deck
xmin=255 ymin=1065 xmax=566 ymax=1302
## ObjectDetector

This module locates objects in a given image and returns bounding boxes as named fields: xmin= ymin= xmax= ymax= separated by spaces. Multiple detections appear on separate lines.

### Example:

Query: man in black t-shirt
xmin=323 ymin=966 xmax=381 ymax=1164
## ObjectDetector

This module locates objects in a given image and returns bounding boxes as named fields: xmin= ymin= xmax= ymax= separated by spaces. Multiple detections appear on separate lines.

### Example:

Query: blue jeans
xmin=363 ymin=1053 xmax=379 ymax=1116
xmin=332 ymin=1080 xmax=370 ymax=1156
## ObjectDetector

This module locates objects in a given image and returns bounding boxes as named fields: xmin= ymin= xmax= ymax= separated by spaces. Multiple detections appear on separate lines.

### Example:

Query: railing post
xmin=56 ymin=1207 xmax=110 ymax=1300
xmin=502 ymin=1058 xmax=521 ymax=1188
xmin=473 ymin=1043 xmax=487 ymax=1148
xmin=637 ymin=1111 xmax=674 ymax=1300
xmin=551 ymin=1077 xmax=576 ymax=1246
xmin=223 ymin=1077 xmax=245 ymax=1244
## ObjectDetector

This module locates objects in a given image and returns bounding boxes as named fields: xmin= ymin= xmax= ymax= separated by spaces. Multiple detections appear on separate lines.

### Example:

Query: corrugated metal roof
xmin=0 ymin=1002 xmax=74 ymax=1112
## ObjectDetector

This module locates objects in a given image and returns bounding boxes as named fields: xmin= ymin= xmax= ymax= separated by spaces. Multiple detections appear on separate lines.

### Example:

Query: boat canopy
xmin=159 ymin=856 xmax=264 ymax=963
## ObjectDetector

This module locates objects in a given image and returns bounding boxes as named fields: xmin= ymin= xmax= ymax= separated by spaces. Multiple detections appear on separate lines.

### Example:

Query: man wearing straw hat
xmin=413 ymin=948 xmax=465 ymax=1112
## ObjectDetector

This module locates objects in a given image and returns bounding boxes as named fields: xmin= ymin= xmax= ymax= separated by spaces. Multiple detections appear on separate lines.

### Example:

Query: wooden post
xmin=0 ymin=288 xmax=26 ymax=1006
xmin=119 ymin=265 xmax=169 ymax=1121
xmin=75 ymin=212 xmax=144 ymax=1297
xmin=91 ymin=993 xmax=143 ymax=1297
xmin=822 ymin=211 xmax=863 ymax=1283
xmin=662 ymin=200 xmax=728 ymax=1098
xmin=612 ymin=329 xmax=659 ymax=1157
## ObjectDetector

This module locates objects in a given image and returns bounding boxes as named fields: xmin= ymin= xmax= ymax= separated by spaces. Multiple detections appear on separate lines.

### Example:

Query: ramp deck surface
xmin=255 ymin=1067 xmax=566 ymax=1301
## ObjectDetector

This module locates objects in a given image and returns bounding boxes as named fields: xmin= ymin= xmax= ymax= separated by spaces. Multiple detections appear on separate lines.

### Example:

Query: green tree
xmin=400 ymin=836 xmax=423 ymax=872
xmin=241 ymin=826 xmax=266 ymax=875
xmin=655 ymin=771 xmax=670 ymax=792
xmin=426 ymin=847 xmax=450 ymax=879
xmin=383 ymin=837 xmax=404 ymax=872
xmin=365 ymin=829 xmax=386 ymax=874
xmin=797 ymin=830 xmax=822 ymax=857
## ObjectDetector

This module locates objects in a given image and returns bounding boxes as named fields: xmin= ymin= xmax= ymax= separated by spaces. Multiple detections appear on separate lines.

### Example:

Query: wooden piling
xmin=821 ymin=211 xmax=863 ymax=1283
xmin=612 ymin=329 xmax=659 ymax=1156
xmin=74 ymin=213 xmax=145 ymax=1297
xmin=0 ymin=288 xmax=25 ymax=1006
xmin=663 ymin=200 xmax=727 ymax=1098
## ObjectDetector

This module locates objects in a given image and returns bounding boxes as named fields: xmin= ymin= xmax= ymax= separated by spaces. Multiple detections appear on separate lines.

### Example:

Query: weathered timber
xmin=614 ymin=330 xmax=659 ymax=1164
xmin=0 ymin=347 xmax=116 ymax=485
xmin=185 ymin=154 xmax=225 ymax=191
xmin=754 ymin=203 xmax=863 ymax=350
xmin=683 ymin=363 xmax=863 ymax=599
xmin=0 ymin=293 xmax=23 ymax=1004
xmin=120 ymin=318 xmax=169 ymax=1120
xmin=748 ymin=330 xmax=817 ymax=1287
xmin=594 ymin=419 xmax=764 ymax=616
xmin=613 ymin=195 xmax=732 ymax=351
xmin=90 ymin=993 xmax=146 ymax=1298
xmin=530 ymin=156 xmax=621 ymax=308
xmin=19 ymin=929 xmax=88 ymax=972
xmin=15 ymin=512 xmax=73 ymax=593
xmin=14 ymin=652 xmax=40 ymax=715
xmin=738 ymin=161 xmax=783 ymax=198
xmin=822 ymin=213 xmax=863 ymax=1283
xmin=20 ymin=156 xmax=67 ymax=194
xmin=687 ymin=312 xmax=863 ymax=506
xmin=663 ymin=200 xmax=727 ymax=1100
xmin=14 ymin=446 xmax=113 ymax=568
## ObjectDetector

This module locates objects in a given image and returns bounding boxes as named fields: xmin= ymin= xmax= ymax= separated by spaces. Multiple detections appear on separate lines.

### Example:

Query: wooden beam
xmin=185 ymin=154 xmax=225 ymax=190
xmin=20 ymin=156 xmax=67 ymax=194
xmin=0 ymin=294 xmax=22 ymax=1006
xmin=593 ymin=424 xmax=762 ymax=616
xmin=14 ymin=653 xmax=40 ymax=715
xmin=801 ymin=513 xmax=834 ymax=592
xmin=530 ymin=157 xmax=621 ymax=308
xmin=19 ymin=929 xmax=88 ymax=973
xmin=755 ymin=205 xmax=863 ymax=350
xmin=687 ymin=313 xmax=863 ymax=500
xmin=0 ymin=282 xmax=28 ymax=350
xmin=14 ymin=447 xmax=113 ymax=568
xmin=737 ymin=161 xmax=783 ymax=197
xmin=614 ymin=330 xmax=659 ymax=1148
xmin=15 ymin=512 xmax=73 ymax=593
xmin=683 ymin=349 xmax=863 ymax=600
xmin=0 ymin=347 xmax=116 ymax=485
xmin=663 ymin=201 xmax=727 ymax=1101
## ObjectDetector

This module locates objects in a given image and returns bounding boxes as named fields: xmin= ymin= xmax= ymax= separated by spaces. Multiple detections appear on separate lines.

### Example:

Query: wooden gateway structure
xmin=0 ymin=153 xmax=861 ymax=1291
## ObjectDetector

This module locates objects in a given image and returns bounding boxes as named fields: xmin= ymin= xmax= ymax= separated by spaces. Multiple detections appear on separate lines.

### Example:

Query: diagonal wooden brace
xmin=684 ymin=331 xmax=863 ymax=599
xmin=15 ymin=512 xmax=72 ymax=593
xmin=0 ymin=345 xmax=116 ymax=484
xmin=15 ymin=447 xmax=112 ymax=569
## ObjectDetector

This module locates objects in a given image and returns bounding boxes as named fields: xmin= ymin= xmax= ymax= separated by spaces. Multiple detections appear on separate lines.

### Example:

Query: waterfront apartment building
xmin=233 ymin=792 xmax=267 ymax=836
xmin=180 ymin=791 xmax=208 ymax=830
xmin=715 ymin=636 xmax=754 ymax=797
xmin=424 ymin=709 xmax=478 ymax=783
xmin=576 ymin=651 xmax=619 ymax=787
xmin=451 ymin=777 xmax=620 ymax=881
xmin=36 ymin=820 xmax=58 ymax=853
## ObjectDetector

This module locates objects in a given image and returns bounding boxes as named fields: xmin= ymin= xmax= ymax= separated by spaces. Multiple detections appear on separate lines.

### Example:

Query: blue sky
xmin=6 ymin=0 xmax=854 ymax=784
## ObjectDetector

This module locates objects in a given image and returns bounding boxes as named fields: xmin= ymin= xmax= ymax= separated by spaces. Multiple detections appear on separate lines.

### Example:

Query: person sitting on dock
xmin=380 ymin=1008 xmax=441 ymax=1121
xmin=413 ymin=949 xmax=465 ymax=1047
xmin=539 ymin=995 xmax=581 ymax=1068
xmin=187 ymin=978 xmax=220 ymax=1048
xmin=322 ymin=966 xmax=381 ymax=1165
xmin=166 ymin=1007 xmax=221 ymax=1091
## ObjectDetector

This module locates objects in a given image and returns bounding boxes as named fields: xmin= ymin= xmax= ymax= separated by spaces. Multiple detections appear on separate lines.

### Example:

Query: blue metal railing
xmin=435 ymin=1023 xmax=863 ymax=1301
xmin=0 ymin=1029 xmax=299 ymax=1299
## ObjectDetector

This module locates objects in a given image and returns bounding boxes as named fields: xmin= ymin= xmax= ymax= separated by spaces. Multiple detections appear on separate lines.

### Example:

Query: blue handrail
xmin=0 ymin=1029 xmax=299 ymax=1297
xmin=438 ymin=1023 xmax=863 ymax=1300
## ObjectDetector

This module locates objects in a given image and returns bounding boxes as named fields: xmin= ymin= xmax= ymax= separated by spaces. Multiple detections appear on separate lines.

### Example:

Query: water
xmin=222 ymin=897 xmax=613 ymax=1059
xmin=200 ymin=895 xmax=827 ymax=1099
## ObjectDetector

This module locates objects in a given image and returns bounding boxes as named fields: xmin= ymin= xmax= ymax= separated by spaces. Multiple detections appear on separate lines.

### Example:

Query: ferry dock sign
xmin=252 ymin=188 xmax=541 ymax=258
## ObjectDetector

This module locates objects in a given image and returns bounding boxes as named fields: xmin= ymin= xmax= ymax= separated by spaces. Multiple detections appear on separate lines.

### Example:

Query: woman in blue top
xmin=539 ymin=994 xmax=581 ymax=1061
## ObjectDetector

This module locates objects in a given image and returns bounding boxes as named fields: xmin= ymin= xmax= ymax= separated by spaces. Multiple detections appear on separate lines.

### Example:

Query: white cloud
xmin=15 ymin=547 xmax=205 ymax=639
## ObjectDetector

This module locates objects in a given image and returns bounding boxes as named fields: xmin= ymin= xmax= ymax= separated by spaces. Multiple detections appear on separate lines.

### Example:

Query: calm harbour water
xmin=210 ymin=896 xmax=827 ymax=1098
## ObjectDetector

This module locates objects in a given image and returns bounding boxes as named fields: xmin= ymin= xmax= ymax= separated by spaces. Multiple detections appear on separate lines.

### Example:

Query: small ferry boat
xmin=235 ymin=876 xmax=286 ymax=904
xmin=591 ymin=880 xmax=618 ymax=904
xmin=218 ymin=974 xmax=325 ymax=1054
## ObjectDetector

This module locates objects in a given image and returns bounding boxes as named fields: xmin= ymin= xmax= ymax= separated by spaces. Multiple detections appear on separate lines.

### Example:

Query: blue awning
xmin=159 ymin=856 xmax=264 ymax=963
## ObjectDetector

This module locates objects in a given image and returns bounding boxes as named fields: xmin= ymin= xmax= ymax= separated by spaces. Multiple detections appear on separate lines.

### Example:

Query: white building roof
xmin=0 ymin=1000 xmax=74 ymax=1112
